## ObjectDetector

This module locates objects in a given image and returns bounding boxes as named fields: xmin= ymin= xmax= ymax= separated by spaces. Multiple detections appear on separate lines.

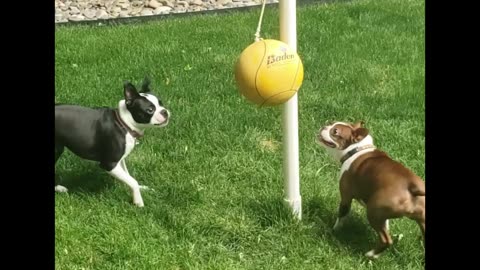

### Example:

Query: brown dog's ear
xmin=352 ymin=121 xmax=365 ymax=130
xmin=353 ymin=127 xmax=369 ymax=143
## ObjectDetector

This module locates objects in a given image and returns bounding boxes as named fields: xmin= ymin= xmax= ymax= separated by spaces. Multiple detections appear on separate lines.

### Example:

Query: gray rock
xmin=154 ymin=6 xmax=173 ymax=14
xmin=117 ymin=2 xmax=130 ymax=9
xmin=104 ymin=0 xmax=115 ymax=9
xmin=69 ymin=6 xmax=80 ymax=15
xmin=159 ymin=0 xmax=175 ymax=8
xmin=130 ymin=7 xmax=143 ymax=15
xmin=141 ymin=8 xmax=154 ymax=16
xmin=119 ymin=10 xmax=130 ymax=17
xmin=77 ymin=2 xmax=88 ymax=9
xmin=190 ymin=6 xmax=204 ymax=11
xmin=55 ymin=13 xmax=64 ymax=21
xmin=148 ymin=0 xmax=162 ymax=9
xmin=94 ymin=1 xmax=106 ymax=7
xmin=69 ymin=14 xmax=85 ymax=21
xmin=191 ymin=0 xmax=204 ymax=6
xmin=83 ymin=9 xmax=97 ymax=19
xmin=96 ymin=10 xmax=110 ymax=19
xmin=173 ymin=7 xmax=187 ymax=13
xmin=177 ymin=1 xmax=189 ymax=8
xmin=56 ymin=17 xmax=68 ymax=23
xmin=60 ymin=5 xmax=69 ymax=12
xmin=132 ymin=0 xmax=145 ymax=7
xmin=217 ymin=0 xmax=232 ymax=5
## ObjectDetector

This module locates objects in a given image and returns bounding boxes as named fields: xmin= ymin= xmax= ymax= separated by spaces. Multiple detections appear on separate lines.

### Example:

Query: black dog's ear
xmin=140 ymin=76 xmax=152 ymax=93
xmin=124 ymin=81 xmax=139 ymax=106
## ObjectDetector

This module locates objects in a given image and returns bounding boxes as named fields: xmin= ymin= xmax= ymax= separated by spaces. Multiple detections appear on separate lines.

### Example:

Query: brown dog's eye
xmin=331 ymin=128 xmax=338 ymax=136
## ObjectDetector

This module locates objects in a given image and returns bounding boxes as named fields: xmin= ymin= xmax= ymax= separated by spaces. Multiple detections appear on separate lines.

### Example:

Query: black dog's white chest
xmin=122 ymin=133 xmax=136 ymax=160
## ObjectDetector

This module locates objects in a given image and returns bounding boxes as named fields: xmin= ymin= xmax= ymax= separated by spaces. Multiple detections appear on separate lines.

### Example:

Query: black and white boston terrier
xmin=55 ymin=78 xmax=170 ymax=207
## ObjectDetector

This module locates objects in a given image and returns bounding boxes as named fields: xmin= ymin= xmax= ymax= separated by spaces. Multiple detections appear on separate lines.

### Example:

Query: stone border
xmin=55 ymin=0 xmax=278 ymax=24
xmin=55 ymin=0 xmax=324 ymax=26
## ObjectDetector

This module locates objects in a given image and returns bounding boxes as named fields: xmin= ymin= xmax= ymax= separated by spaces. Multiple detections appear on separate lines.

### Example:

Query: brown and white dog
xmin=317 ymin=121 xmax=425 ymax=259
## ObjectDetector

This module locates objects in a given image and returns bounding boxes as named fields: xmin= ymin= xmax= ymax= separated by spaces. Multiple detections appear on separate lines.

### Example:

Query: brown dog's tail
xmin=409 ymin=183 xmax=425 ymax=196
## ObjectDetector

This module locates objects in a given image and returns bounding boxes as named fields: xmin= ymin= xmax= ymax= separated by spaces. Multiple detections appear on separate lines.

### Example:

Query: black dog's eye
xmin=146 ymin=108 xmax=154 ymax=114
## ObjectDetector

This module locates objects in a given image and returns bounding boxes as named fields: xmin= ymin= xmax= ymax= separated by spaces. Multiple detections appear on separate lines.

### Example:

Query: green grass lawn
xmin=55 ymin=0 xmax=425 ymax=269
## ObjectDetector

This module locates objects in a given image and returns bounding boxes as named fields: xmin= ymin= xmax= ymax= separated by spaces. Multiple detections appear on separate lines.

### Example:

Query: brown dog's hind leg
xmin=365 ymin=210 xmax=393 ymax=259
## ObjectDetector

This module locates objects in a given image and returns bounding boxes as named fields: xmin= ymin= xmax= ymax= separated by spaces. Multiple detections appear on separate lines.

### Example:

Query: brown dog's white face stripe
xmin=318 ymin=121 xmax=369 ymax=150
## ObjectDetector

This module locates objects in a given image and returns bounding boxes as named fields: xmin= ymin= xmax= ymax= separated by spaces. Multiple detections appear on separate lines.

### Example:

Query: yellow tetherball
xmin=234 ymin=39 xmax=304 ymax=107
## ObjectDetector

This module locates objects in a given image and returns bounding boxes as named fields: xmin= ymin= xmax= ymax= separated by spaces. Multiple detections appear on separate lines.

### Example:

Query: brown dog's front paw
xmin=365 ymin=250 xmax=381 ymax=260
xmin=333 ymin=217 xmax=346 ymax=231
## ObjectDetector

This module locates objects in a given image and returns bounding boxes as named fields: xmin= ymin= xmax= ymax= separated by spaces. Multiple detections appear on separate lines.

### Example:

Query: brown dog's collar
xmin=340 ymin=144 xmax=375 ymax=164
xmin=114 ymin=110 xmax=143 ymax=139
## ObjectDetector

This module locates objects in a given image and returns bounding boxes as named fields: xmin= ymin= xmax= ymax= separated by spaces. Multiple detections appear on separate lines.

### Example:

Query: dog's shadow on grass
xmin=247 ymin=197 xmax=298 ymax=228
xmin=304 ymin=197 xmax=375 ymax=255
xmin=246 ymin=196 xmax=375 ymax=256
xmin=56 ymin=166 xmax=113 ymax=194
xmin=247 ymin=196 xmax=375 ymax=255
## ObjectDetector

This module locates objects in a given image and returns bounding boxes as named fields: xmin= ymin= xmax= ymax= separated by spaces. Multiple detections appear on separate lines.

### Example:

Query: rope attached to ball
xmin=254 ymin=0 xmax=268 ymax=42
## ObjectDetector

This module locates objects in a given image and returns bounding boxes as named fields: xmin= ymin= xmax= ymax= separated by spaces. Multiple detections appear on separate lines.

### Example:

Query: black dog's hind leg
xmin=55 ymin=143 xmax=68 ymax=193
